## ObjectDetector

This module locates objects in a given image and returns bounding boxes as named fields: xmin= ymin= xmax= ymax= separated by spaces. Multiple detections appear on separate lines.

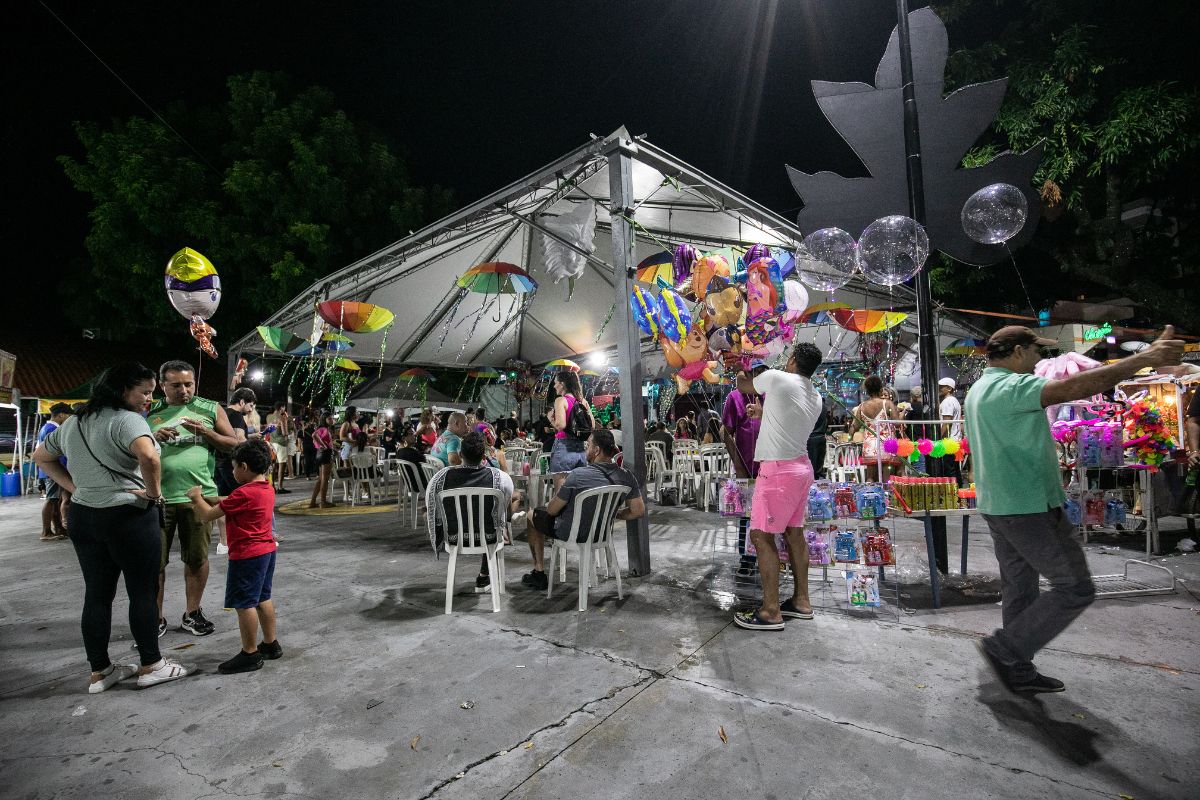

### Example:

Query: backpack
xmin=564 ymin=396 xmax=593 ymax=440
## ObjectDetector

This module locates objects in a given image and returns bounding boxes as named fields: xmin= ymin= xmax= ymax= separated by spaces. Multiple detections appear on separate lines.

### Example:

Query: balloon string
xmin=1005 ymin=244 xmax=1035 ymax=314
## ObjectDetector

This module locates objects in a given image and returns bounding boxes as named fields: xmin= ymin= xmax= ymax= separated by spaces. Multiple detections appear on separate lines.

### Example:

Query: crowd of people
xmin=30 ymin=323 xmax=1197 ymax=698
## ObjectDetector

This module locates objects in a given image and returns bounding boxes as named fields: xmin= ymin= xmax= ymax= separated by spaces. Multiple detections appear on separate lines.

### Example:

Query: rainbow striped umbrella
xmin=796 ymin=302 xmax=851 ymax=325
xmin=317 ymin=301 xmax=395 ymax=333
xmin=634 ymin=251 xmax=674 ymax=285
xmin=831 ymin=308 xmax=909 ymax=333
xmin=545 ymin=358 xmax=580 ymax=372
xmin=456 ymin=262 xmax=537 ymax=294
xmin=334 ymin=358 xmax=361 ymax=371
xmin=320 ymin=332 xmax=354 ymax=353
xmin=467 ymin=367 xmax=501 ymax=380
xmin=398 ymin=368 xmax=434 ymax=382
xmin=580 ymin=369 xmax=602 ymax=377
xmin=944 ymin=338 xmax=987 ymax=356
xmin=257 ymin=326 xmax=308 ymax=353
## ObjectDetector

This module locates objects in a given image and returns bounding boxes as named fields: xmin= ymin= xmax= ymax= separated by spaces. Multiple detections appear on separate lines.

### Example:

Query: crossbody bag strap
xmin=78 ymin=418 xmax=146 ymax=490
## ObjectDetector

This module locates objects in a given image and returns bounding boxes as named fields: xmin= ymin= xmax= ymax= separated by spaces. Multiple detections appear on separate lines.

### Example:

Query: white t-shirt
xmin=939 ymin=394 xmax=963 ymax=439
xmin=751 ymin=370 xmax=823 ymax=462
xmin=609 ymin=429 xmax=624 ymax=448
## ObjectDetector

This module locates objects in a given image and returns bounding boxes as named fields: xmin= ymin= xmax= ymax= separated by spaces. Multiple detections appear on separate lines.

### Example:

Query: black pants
xmin=68 ymin=502 xmax=163 ymax=671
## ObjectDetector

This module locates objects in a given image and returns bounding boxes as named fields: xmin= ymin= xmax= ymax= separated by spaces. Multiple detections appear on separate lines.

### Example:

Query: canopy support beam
xmin=606 ymin=135 xmax=651 ymax=577
xmin=499 ymin=206 xmax=616 ymax=287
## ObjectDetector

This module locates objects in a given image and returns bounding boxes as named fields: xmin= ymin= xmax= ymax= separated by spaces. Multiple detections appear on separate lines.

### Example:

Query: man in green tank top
xmin=149 ymin=361 xmax=238 ymax=636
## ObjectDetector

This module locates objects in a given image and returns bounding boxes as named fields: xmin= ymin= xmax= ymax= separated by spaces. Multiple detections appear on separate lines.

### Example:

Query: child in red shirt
xmin=187 ymin=439 xmax=281 ymax=674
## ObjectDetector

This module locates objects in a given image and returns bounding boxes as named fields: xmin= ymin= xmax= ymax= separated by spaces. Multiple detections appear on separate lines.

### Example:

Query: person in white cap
xmin=967 ymin=325 xmax=1183 ymax=694
xmin=937 ymin=377 xmax=961 ymax=439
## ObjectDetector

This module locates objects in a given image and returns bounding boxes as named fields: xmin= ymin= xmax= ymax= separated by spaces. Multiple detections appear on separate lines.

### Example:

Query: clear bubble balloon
xmin=857 ymin=215 xmax=929 ymax=287
xmin=961 ymin=183 xmax=1028 ymax=245
xmin=798 ymin=228 xmax=858 ymax=292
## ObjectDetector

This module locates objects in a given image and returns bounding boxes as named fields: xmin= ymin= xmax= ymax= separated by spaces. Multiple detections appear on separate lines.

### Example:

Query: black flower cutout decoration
xmin=787 ymin=8 xmax=1043 ymax=267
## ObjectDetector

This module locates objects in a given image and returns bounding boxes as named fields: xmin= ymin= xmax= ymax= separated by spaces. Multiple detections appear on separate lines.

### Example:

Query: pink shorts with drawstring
xmin=749 ymin=455 xmax=814 ymax=534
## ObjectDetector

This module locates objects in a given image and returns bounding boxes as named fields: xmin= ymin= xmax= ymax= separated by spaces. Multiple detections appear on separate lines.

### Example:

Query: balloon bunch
xmin=1123 ymin=398 xmax=1176 ymax=469
xmin=635 ymin=243 xmax=815 ymax=393
xmin=165 ymin=247 xmax=221 ymax=358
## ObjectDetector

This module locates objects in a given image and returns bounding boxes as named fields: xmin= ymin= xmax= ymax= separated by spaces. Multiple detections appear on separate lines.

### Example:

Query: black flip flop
xmin=780 ymin=600 xmax=814 ymax=620
xmin=733 ymin=610 xmax=785 ymax=631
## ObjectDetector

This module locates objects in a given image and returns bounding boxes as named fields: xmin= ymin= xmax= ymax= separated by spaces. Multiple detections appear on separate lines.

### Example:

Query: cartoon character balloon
xmin=190 ymin=315 xmax=218 ymax=359
xmin=781 ymin=277 xmax=810 ymax=322
xmin=630 ymin=286 xmax=662 ymax=338
xmin=165 ymin=247 xmax=221 ymax=321
xmin=672 ymin=244 xmax=700 ymax=286
xmin=660 ymin=324 xmax=720 ymax=394
xmin=657 ymin=288 xmax=692 ymax=342
xmin=744 ymin=259 xmax=780 ymax=318
xmin=691 ymin=254 xmax=731 ymax=301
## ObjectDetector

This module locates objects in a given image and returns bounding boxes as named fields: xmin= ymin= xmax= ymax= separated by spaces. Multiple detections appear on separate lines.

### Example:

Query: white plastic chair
xmin=672 ymin=439 xmax=701 ymax=503
xmin=546 ymin=484 xmax=631 ymax=612
xmin=698 ymin=443 xmax=731 ymax=512
xmin=647 ymin=446 xmax=675 ymax=502
xmin=341 ymin=451 xmax=380 ymax=505
xmin=396 ymin=460 xmax=426 ymax=528
xmin=437 ymin=487 xmax=507 ymax=614
xmin=831 ymin=443 xmax=868 ymax=484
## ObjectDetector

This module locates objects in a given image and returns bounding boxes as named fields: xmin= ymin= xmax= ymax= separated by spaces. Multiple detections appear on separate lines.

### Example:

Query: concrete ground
xmin=1 ymin=479 xmax=1198 ymax=800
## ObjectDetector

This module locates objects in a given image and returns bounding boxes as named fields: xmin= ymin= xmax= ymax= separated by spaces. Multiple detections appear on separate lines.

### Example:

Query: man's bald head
xmin=448 ymin=412 xmax=468 ymax=435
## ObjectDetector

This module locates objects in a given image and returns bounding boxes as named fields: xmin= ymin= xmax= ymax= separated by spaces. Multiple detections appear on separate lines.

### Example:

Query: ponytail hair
xmin=78 ymin=363 xmax=155 ymax=418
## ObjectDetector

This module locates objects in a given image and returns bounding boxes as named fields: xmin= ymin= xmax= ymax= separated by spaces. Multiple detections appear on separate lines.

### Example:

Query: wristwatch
xmin=145 ymin=494 xmax=166 ymax=506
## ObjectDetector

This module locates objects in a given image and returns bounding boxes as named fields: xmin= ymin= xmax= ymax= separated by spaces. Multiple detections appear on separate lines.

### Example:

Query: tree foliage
xmin=929 ymin=0 xmax=1200 ymax=330
xmin=59 ymin=71 xmax=454 ymax=344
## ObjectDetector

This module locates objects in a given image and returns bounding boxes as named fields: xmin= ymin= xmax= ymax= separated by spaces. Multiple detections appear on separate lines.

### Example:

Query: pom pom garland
xmin=895 ymin=439 xmax=915 ymax=458
xmin=942 ymin=438 xmax=960 ymax=455
xmin=883 ymin=438 xmax=899 ymax=455
xmin=930 ymin=440 xmax=946 ymax=458
xmin=916 ymin=438 xmax=934 ymax=456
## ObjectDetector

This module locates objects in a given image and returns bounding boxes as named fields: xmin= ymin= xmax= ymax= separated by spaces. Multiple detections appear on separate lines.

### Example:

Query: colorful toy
xmin=805 ymin=528 xmax=832 ymax=565
xmin=1123 ymin=398 xmax=1176 ymax=469
xmin=862 ymin=529 xmax=895 ymax=566
xmin=659 ymin=325 xmax=720 ymax=394
xmin=834 ymin=529 xmax=860 ymax=563
xmin=844 ymin=570 xmax=882 ymax=607
xmin=701 ymin=276 xmax=745 ymax=328
xmin=166 ymin=247 xmax=222 ymax=355
xmin=744 ymin=259 xmax=779 ymax=318
xmin=833 ymin=484 xmax=858 ymax=518
xmin=808 ymin=482 xmax=835 ymax=521
xmin=895 ymin=439 xmax=915 ymax=458
xmin=629 ymin=286 xmax=661 ymax=338
xmin=657 ymin=288 xmax=692 ymax=342
xmin=672 ymin=243 xmax=700 ymax=286
xmin=691 ymin=254 xmax=731 ymax=301
xmin=854 ymin=484 xmax=888 ymax=519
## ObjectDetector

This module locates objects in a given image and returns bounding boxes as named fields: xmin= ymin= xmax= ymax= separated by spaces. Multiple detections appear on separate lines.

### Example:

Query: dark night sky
xmin=5 ymin=0 xmax=929 ymax=332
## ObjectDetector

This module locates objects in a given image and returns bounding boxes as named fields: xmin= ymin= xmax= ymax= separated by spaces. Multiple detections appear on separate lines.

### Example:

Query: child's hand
xmin=185 ymin=486 xmax=202 ymax=502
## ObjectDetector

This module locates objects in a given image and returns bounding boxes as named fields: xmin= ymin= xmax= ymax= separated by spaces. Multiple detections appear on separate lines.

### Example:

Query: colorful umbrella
xmin=457 ymin=262 xmax=538 ymax=294
xmin=320 ymin=332 xmax=355 ymax=353
xmin=580 ymin=369 xmax=602 ymax=377
xmin=317 ymin=301 xmax=395 ymax=333
xmin=634 ymin=251 xmax=674 ymax=285
xmin=831 ymin=308 xmax=909 ymax=333
xmin=796 ymin=302 xmax=851 ymax=325
xmin=398 ymin=368 xmax=434 ymax=381
xmin=944 ymin=338 xmax=987 ymax=356
xmin=334 ymin=358 xmax=360 ymax=371
xmin=257 ymin=326 xmax=308 ymax=353
xmin=545 ymin=358 xmax=580 ymax=372
xmin=467 ymin=367 xmax=501 ymax=380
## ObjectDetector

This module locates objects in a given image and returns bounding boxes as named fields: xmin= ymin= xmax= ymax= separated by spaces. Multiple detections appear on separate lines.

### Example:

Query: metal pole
xmin=895 ymin=1 xmax=939 ymax=414
xmin=606 ymin=136 xmax=651 ymax=576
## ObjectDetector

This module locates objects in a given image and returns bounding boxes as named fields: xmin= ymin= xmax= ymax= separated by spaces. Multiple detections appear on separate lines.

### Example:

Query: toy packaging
xmin=854 ymin=483 xmax=888 ymax=519
xmin=844 ymin=570 xmax=882 ymax=607
xmin=834 ymin=528 xmax=860 ymax=564
xmin=833 ymin=484 xmax=857 ymax=518
xmin=805 ymin=527 xmax=832 ymax=565
xmin=720 ymin=477 xmax=750 ymax=517
xmin=808 ymin=482 xmax=834 ymax=521
xmin=862 ymin=528 xmax=895 ymax=566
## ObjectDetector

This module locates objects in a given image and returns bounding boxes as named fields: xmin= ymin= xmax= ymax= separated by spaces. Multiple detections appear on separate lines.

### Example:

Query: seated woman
xmin=850 ymin=375 xmax=902 ymax=481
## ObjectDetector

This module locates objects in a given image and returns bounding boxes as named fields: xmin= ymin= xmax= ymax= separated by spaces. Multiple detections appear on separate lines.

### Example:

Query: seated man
xmin=522 ymin=428 xmax=645 ymax=590
xmin=425 ymin=431 xmax=515 ymax=593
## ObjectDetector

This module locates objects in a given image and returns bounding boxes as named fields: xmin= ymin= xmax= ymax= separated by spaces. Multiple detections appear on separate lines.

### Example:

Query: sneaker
xmin=521 ymin=570 xmax=548 ymax=591
xmin=136 ymin=658 xmax=191 ymax=688
xmin=475 ymin=574 xmax=491 ymax=593
xmin=89 ymin=663 xmax=137 ymax=694
xmin=218 ymin=650 xmax=264 ymax=674
xmin=181 ymin=608 xmax=215 ymax=636
xmin=1011 ymin=673 xmax=1066 ymax=694
xmin=158 ymin=617 xmax=168 ymax=638
xmin=257 ymin=640 xmax=283 ymax=660
xmin=216 ymin=542 xmax=229 ymax=555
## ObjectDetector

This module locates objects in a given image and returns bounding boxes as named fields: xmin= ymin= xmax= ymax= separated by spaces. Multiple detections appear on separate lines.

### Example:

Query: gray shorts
xmin=44 ymin=479 xmax=62 ymax=501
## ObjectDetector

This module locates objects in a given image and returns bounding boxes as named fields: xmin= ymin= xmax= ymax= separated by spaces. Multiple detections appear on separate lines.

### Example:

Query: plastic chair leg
xmin=410 ymin=492 xmax=420 ymax=528
xmin=578 ymin=546 xmax=591 ymax=612
xmin=496 ymin=548 xmax=506 ymax=595
xmin=608 ymin=541 xmax=623 ymax=599
xmin=546 ymin=545 xmax=557 ymax=598
xmin=559 ymin=546 xmax=568 ymax=582
xmin=486 ymin=548 xmax=501 ymax=612
xmin=444 ymin=546 xmax=459 ymax=614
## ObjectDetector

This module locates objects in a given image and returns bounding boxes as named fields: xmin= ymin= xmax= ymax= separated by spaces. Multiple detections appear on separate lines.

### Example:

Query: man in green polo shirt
xmin=149 ymin=360 xmax=238 ymax=636
xmin=966 ymin=325 xmax=1183 ymax=694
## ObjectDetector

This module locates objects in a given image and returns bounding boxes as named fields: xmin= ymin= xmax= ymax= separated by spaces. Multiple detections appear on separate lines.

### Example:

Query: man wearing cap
xmin=966 ymin=324 xmax=1183 ymax=693
xmin=938 ymin=377 xmax=962 ymax=439
xmin=37 ymin=403 xmax=74 ymax=541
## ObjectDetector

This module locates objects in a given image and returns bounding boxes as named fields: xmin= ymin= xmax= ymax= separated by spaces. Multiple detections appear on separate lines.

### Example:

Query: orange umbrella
xmin=831 ymin=308 xmax=908 ymax=333
xmin=797 ymin=301 xmax=851 ymax=325
xmin=317 ymin=301 xmax=395 ymax=333
xmin=634 ymin=251 xmax=674 ymax=285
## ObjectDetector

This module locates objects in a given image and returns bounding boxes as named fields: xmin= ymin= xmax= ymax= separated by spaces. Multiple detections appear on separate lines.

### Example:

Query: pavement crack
xmin=417 ymin=673 xmax=656 ymax=800
xmin=497 ymin=626 xmax=665 ymax=677
xmin=665 ymin=673 xmax=1115 ymax=797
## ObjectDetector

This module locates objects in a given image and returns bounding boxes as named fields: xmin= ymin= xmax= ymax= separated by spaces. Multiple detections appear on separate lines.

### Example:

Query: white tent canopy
xmin=232 ymin=127 xmax=983 ymax=377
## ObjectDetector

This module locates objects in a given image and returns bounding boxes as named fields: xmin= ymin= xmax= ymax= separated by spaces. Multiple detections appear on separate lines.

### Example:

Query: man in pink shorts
xmin=731 ymin=342 xmax=825 ymax=631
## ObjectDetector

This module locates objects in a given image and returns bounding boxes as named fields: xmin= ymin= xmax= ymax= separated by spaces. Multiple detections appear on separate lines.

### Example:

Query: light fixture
xmin=384 ymin=409 xmax=394 ymax=418
xmin=588 ymin=352 xmax=608 ymax=368
xmin=250 ymin=369 xmax=264 ymax=382
xmin=1105 ymin=335 xmax=1117 ymax=344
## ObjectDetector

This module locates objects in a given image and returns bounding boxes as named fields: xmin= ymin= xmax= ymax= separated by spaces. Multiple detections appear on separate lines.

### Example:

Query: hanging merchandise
xmin=672 ymin=243 xmax=700 ymax=286
xmin=844 ymin=570 xmax=882 ymax=607
xmin=797 ymin=228 xmax=858 ymax=292
xmin=807 ymin=482 xmax=835 ymax=521
xmin=630 ymin=286 xmax=662 ymax=337
xmin=1123 ymin=397 xmax=1176 ymax=469
xmin=834 ymin=529 xmax=860 ymax=563
xmin=190 ymin=315 xmax=218 ymax=359
xmin=660 ymin=323 xmax=720 ymax=394
xmin=720 ymin=477 xmax=751 ymax=517
xmin=805 ymin=528 xmax=832 ymax=565
xmin=742 ymin=258 xmax=783 ymax=318
xmin=858 ymin=215 xmax=929 ymax=287
xmin=657 ymin=288 xmax=692 ymax=342
xmin=862 ymin=529 xmax=895 ymax=566
xmin=537 ymin=199 xmax=597 ymax=296
xmin=690 ymin=254 xmax=731 ymax=301
xmin=316 ymin=301 xmax=395 ymax=333
xmin=961 ymin=183 xmax=1028 ymax=245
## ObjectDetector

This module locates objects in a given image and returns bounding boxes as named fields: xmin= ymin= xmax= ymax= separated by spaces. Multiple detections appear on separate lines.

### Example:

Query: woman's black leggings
xmin=67 ymin=502 xmax=163 ymax=671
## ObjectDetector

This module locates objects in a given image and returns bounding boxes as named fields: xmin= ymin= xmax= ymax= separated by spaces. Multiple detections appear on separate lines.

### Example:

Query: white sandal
xmin=136 ymin=659 xmax=192 ymax=688
xmin=88 ymin=663 xmax=137 ymax=694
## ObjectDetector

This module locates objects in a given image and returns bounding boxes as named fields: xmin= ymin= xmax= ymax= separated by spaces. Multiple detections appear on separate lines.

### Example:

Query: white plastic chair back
xmin=436 ymin=487 xmax=505 ymax=551
xmin=368 ymin=446 xmax=386 ymax=463
xmin=546 ymin=484 xmax=631 ymax=611
xmin=425 ymin=455 xmax=445 ymax=469
xmin=398 ymin=460 xmax=425 ymax=493
xmin=561 ymin=484 xmax=631 ymax=547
